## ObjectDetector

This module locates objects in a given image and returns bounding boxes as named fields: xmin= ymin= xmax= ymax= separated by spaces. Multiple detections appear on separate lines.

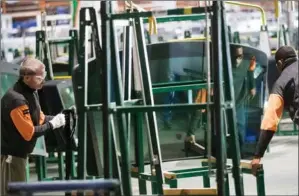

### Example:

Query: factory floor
xmin=27 ymin=135 xmax=298 ymax=196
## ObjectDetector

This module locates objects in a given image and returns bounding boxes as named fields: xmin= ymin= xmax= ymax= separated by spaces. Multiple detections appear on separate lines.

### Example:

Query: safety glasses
xmin=37 ymin=71 xmax=47 ymax=79
xmin=33 ymin=71 xmax=47 ymax=82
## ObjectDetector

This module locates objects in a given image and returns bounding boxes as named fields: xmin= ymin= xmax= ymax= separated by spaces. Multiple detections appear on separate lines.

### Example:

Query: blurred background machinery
xmin=0 ymin=1 xmax=298 ymax=195
xmin=0 ymin=1 xmax=298 ymax=62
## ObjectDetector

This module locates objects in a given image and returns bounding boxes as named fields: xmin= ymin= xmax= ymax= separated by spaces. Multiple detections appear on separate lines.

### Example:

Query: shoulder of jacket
xmin=281 ymin=65 xmax=296 ymax=79
xmin=2 ymin=89 xmax=27 ymax=109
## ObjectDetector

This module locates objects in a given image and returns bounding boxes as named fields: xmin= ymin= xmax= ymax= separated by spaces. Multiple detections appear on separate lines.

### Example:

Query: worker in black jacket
xmin=1 ymin=57 xmax=66 ymax=195
xmin=251 ymin=46 xmax=298 ymax=175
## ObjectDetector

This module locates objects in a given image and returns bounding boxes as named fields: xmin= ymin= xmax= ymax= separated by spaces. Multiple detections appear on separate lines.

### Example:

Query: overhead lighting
xmin=5 ymin=1 xmax=20 ymax=4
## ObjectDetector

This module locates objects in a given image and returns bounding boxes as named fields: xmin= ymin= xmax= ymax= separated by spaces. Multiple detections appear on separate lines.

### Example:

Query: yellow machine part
xmin=54 ymin=76 xmax=72 ymax=80
xmin=168 ymin=37 xmax=210 ymax=42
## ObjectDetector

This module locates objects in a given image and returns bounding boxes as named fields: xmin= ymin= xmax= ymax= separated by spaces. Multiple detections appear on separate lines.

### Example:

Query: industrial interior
xmin=0 ymin=1 xmax=298 ymax=195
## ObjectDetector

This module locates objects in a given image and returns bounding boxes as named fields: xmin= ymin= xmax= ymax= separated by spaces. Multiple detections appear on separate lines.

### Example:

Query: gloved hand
xmin=49 ymin=113 xmax=66 ymax=129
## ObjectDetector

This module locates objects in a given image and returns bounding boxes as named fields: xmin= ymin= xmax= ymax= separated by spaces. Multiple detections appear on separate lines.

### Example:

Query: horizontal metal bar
xmin=241 ymin=168 xmax=252 ymax=174
xmin=275 ymin=131 xmax=298 ymax=136
xmin=111 ymin=7 xmax=212 ymax=20
xmin=8 ymin=179 xmax=119 ymax=193
xmin=48 ymin=37 xmax=72 ymax=44
xmin=162 ymin=156 xmax=205 ymax=163
xmin=169 ymin=166 xmax=211 ymax=174
xmin=143 ymin=14 xmax=206 ymax=23
xmin=84 ymin=99 xmax=141 ymax=111
xmin=139 ymin=173 xmax=155 ymax=181
xmin=41 ymin=177 xmax=61 ymax=181
xmin=175 ymin=170 xmax=211 ymax=179
xmin=152 ymin=80 xmax=206 ymax=88
xmin=153 ymin=83 xmax=214 ymax=94
xmin=114 ymin=103 xmax=212 ymax=114
xmin=131 ymin=156 xmax=206 ymax=168
xmin=163 ymin=188 xmax=218 ymax=195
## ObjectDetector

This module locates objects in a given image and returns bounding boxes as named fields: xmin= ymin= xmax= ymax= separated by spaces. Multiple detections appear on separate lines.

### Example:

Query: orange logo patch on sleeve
xmin=22 ymin=109 xmax=31 ymax=120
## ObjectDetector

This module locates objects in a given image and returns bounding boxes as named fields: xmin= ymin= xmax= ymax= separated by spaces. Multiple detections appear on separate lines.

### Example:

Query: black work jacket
xmin=1 ymin=79 xmax=53 ymax=158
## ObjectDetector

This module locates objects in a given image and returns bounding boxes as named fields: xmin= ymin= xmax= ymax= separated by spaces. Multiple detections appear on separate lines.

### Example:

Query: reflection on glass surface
xmin=1 ymin=73 xmax=18 ymax=97
xmin=85 ymin=48 xmax=266 ymax=169
xmin=59 ymin=85 xmax=75 ymax=109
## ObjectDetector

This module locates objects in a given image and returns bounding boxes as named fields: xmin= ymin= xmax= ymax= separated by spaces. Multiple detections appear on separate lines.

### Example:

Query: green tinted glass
xmin=59 ymin=86 xmax=75 ymax=109
xmin=1 ymin=73 xmax=18 ymax=97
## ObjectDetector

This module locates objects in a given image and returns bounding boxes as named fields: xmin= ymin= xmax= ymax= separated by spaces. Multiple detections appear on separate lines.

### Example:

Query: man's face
xmin=235 ymin=47 xmax=243 ymax=66
xmin=25 ymin=65 xmax=47 ymax=90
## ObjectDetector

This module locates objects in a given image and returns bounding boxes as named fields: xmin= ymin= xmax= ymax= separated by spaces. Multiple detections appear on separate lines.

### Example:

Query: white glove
xmin=49 ymin=113 xmax=66 ymax=129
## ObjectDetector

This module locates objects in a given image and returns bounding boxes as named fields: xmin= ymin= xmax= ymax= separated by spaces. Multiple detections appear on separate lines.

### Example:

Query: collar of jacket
xmin=283 ymin=58 xmax=298 ymax=70
xmin=16 ymin=78 xmax=36 ymax=93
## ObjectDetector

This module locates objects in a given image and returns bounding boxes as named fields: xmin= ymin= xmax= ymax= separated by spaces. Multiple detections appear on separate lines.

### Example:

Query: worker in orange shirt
xmin=251 ymin=46 xmax=298 ymax=175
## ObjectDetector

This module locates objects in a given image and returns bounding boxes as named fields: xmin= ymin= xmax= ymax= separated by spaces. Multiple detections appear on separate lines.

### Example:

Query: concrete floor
xmin=27 ymin=135 xmax=298 ymax=196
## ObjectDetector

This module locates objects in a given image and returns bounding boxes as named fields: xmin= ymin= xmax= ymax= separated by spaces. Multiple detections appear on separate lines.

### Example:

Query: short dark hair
xmin=275 ymin=46 xmax=297 ymax=62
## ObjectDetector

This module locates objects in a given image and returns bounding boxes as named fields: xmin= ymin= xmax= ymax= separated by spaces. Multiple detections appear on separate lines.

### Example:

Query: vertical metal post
xmin=73 ymin=29 xmax=80 ymax=63
xmin=135 ymin=112 xmax=147 ymax=194
xmin=0 ymin=9 xmax=2 ymax=61
xmin=282 ymin=25 xmax=289 ymax=45
xmin=227 ymin=26 xmax=232 ymax=43
xmin=35 ymin=31 xmax=42 ymax=60
xmin=35 ymin=30 xmax=53 ymax=80
xmin=211 ymin=2 xmax=226 ymax=196
xmin=123 ymin=23 xmax=133 ymax=145
xmin=110 ymin=116 xmax=122 ymax=196
xmin=109 ymin=7 xmax=133 ymax=196
xmin=76 ymin=8 xmax=88 ymax=185
xmin=69 ymin=29 xmax=78 ymax=76
xmin=134 ymin=16 xmax=164 ymax=194
xmin=43 ymin=31 xmax=54 ymax=80
xmin=220 ymin=2 xmax=244 ymax=195
xmin=34 ymin=32 xmax=49 ymax=181
xmin=124 ymin=26 xmax=133 ymax=100
xmin=100 ymin=1 xmax=113 ymax=185
xmin=256 ymin=168 xmax=266 ymax=196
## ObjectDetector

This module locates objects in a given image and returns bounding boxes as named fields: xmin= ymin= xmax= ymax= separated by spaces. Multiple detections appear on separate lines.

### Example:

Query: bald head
xmin=275 ymin=46 xmax=297 ymax=62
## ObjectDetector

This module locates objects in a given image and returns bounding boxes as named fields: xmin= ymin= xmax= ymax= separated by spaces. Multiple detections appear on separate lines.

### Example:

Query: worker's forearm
xmin=33 ymin=122 xmax=53 ymax=138
xmin=45 ymin=115 xmax=54 ymax=122
xmin=254 ymin=130 xmax=275 ymax=158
